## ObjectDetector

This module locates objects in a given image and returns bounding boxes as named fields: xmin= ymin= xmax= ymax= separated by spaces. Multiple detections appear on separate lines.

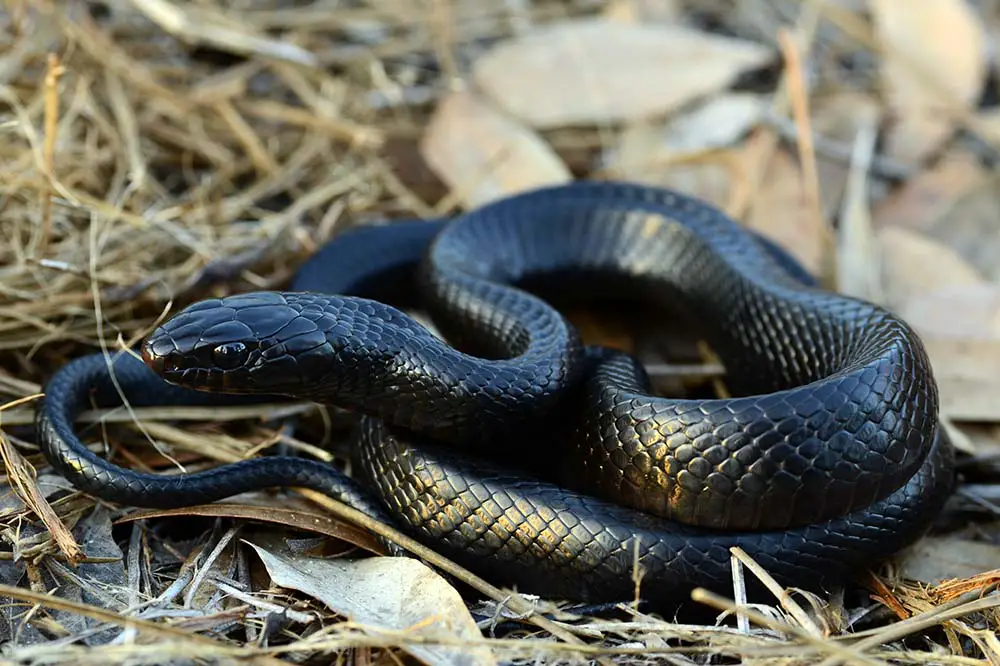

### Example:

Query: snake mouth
xmin=141 ymin=330 xmax=256 ymax=394
xmin=140 ymin=332 xmax=198 ymax=386
xmin=141 ymin=344 xmax=226 ymax=391
xmin=140 ymin=339 xmax=163 ymax=375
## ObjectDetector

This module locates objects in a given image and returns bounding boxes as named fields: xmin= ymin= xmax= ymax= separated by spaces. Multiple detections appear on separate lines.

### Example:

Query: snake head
xmin=141 ymin=292 xmax=335 ymax=395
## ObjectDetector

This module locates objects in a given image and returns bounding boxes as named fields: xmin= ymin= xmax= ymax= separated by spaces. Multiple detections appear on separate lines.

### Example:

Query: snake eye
xmin=211 ymin=342 xmax=248 ymax=370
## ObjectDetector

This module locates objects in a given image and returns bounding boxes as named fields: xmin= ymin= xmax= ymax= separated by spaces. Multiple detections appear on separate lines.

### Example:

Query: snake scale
xmin=36 ymin=181 xmax=955 ymax=604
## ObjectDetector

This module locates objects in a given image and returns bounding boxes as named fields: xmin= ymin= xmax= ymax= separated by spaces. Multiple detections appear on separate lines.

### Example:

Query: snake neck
xmin=313 ymin=304 xmax=583 ymax=443
xmin=142 ymin=291 xmax=585 ymax=445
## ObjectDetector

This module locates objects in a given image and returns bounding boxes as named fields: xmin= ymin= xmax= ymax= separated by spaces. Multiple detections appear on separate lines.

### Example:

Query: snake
xmin=36 ymin=181 xmax=955 ymax=604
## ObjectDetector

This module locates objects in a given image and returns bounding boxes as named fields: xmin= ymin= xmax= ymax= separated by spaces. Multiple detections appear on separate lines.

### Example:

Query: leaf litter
xmin=1 ymin=0 xmax=1000 ymax=664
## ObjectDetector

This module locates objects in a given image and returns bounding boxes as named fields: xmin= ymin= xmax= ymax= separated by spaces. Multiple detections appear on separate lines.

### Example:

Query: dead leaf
xmin=472 ymin=17 xmax=773 ymax=128
xmin=610 ymin=127 xmax=739 ymax=208
xmin=895 ymin=283 xmax=1000 ymax=420
xmin=614 ymin=93 xmax=766 ymax=170
xmin=951 ymin=423 xmax=1000 ymax=457
xmin=874 ymin=154 xmax=986 ymax=229
xmin=117 ymin=498 xmax=385 ymax=555
xmin=810 ymin=91 xmax=883 ymax=219
xmin=870 ymin=0 xmax=987 ymax=164
xmin=742 ymin=143 xmax=827 ymax=275
xmin=972 ymin=106 xmax=1000 ymax=147
xmin=48 ymin=507 xmax=129 ymax=647
xmin=899 ymin=536 xmax=1000 ymax=584
xmin=836 ymin=117 xmax=880 ymax=302
xmin=249 ymin=543 xmax=497 ymax=666
xmin=877 ymin=226 xmax=986 ymax=311
xmin=638 ymin=159 xmax=738 ymax=213
xmin=420 ymin=90 xmax=570 ymax=209
xmin=882 ymin=226 xmax=1000 ymax=421
xmin=921 ymin=175 xmax=1000 ymax=283
xmin=918 ymin=342 xmax=1000 ymax=420
xmin=897 ymin=283 xmax=1000 ymax=339
xmin=609 ymin=94 xmax=767 ymax=206
xmin=603 ymin=0 xmax=682 ymax=23
xmin=643 ymin=93 xmax=767 ymax=154
xmin=940 ymin=416 xmax=978 ymax=455
xmin=873 ymin=157 xmax=1000 ymax=283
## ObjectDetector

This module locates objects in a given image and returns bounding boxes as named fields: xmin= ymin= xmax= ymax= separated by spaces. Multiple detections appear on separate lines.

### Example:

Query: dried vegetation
xmin=2 ymin=0 xmax=1000 ymax=664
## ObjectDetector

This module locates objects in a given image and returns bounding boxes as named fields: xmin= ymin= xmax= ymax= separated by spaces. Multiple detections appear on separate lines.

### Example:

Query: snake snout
xmin=142 ymin=332 xmax=256 ymax=392
xmin=140 ymin=338 xmax=164 ymax=375
xmin=140 ymin=301 xmax=263 ymax=390
xmin=141 ymin=328 xmax=202 ymax=386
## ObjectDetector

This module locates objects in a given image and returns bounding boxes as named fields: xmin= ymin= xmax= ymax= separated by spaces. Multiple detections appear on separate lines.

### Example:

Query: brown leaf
xmin=810 ymin=91 xmax=882 ymax=219
xmin=922 ymin=176 xmax=1000 ymax=283
xmin=603 ymin=0 xmax=682 ymax=23
xmin=877 ymin=226 xmax=986 ymax=311
xmin=972 ymin=106 xmax=1000 ymax=147
xmin=896 ymin=283 xmax=1000 ymax=420
xmin=871 ymin=0 xmax=987 ymax=164
xmin=873 ymin=156 xmax=1000 ymax=282
xmin=250 ymin=543 xmax=497 ymax=666
xmin=897 ymin=283 xmax=1000 ymax=339
xmin=926 ymin=337 xmax=1000 ymax=421
xmin=836 ymin=118 xmax=881 ymax=302
xmin=873 ymin=154 xmax=987 ymax=231
xmin=899 ymin=537 xmax=1000 ymax=584
xmin=952 ymin=423 xmax=1000 ymax=457
xmin=879 ymin=227 xmax=1000 ymax=421
xmin=419 ymin=90 xmax=570 ymax=208
xmin=609 ymin=94 xmax=768 ymax=206
xmin=472 ymin=18 xmax=773 ymax=129
xmin=742 ymin=142 xmax=828 ymax=276
xmin=637 ymin=160 xmax=737 ymax=213
xmin=117 ymin=497 xmax=385 ymax=555
xmin=876 ymin=226 xmax=1000 ymax=421
xmin=612 ymin=127 xmax=739 ymax=209
xmin=615 ymin=94 xmax=765 ymax=165
xmin=641 ymin=94 xmax=767 ymax=154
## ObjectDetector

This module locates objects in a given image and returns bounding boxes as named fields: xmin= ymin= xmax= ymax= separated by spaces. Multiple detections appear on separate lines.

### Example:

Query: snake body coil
xmin=37 ymin=181 xmax=954 ymax=603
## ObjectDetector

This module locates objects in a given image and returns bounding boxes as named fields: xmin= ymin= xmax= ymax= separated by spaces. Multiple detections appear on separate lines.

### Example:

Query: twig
xmin=729 ymin=547 xmax=824 ymax=639
xmin=777 ymin=27 xmax=836 ymax=289
xmin=819 ymin=592 xmax=1000 ymax=666
xmin=691 ymin=588 xmax=881 ymax=665
xmin=130 ymin=0 xmax=318 ymax=67
xmin=36 ymin=52 xmax=63 ymax=257
xmin=0 ymin=583 xmax=289 ymax=665
xmin=0 ymin=394 xmax=83 ymax=563
xmin=761 ymin=111 xmax=916 ymax=180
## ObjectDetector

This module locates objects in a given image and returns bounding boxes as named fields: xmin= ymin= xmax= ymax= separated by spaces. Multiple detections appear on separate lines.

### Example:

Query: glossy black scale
xmin=36 ymin=181 xmax=955 ymax=604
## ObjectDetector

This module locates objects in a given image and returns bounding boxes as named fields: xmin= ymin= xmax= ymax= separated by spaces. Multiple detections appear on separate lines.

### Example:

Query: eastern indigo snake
xmin=36 ymin=181 xmax=955 ymax=603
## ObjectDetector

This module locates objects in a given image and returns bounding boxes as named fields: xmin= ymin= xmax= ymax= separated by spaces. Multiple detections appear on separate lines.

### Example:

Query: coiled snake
xmin=36 ymin=181 xmax=955 ymax=603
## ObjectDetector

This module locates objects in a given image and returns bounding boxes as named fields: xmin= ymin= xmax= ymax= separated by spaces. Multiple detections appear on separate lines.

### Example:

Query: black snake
xmin=36 ymin=181 xmax=955 ymax=604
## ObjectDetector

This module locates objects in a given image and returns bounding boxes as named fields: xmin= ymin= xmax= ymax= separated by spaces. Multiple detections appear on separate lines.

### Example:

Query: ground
xmin=1 ymin=1 xmax=1000 ymax=664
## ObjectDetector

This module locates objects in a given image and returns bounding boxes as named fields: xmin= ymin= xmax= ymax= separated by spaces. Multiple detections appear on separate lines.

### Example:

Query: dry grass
xmin=1 ymin=1 xmax=999 ymax=664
